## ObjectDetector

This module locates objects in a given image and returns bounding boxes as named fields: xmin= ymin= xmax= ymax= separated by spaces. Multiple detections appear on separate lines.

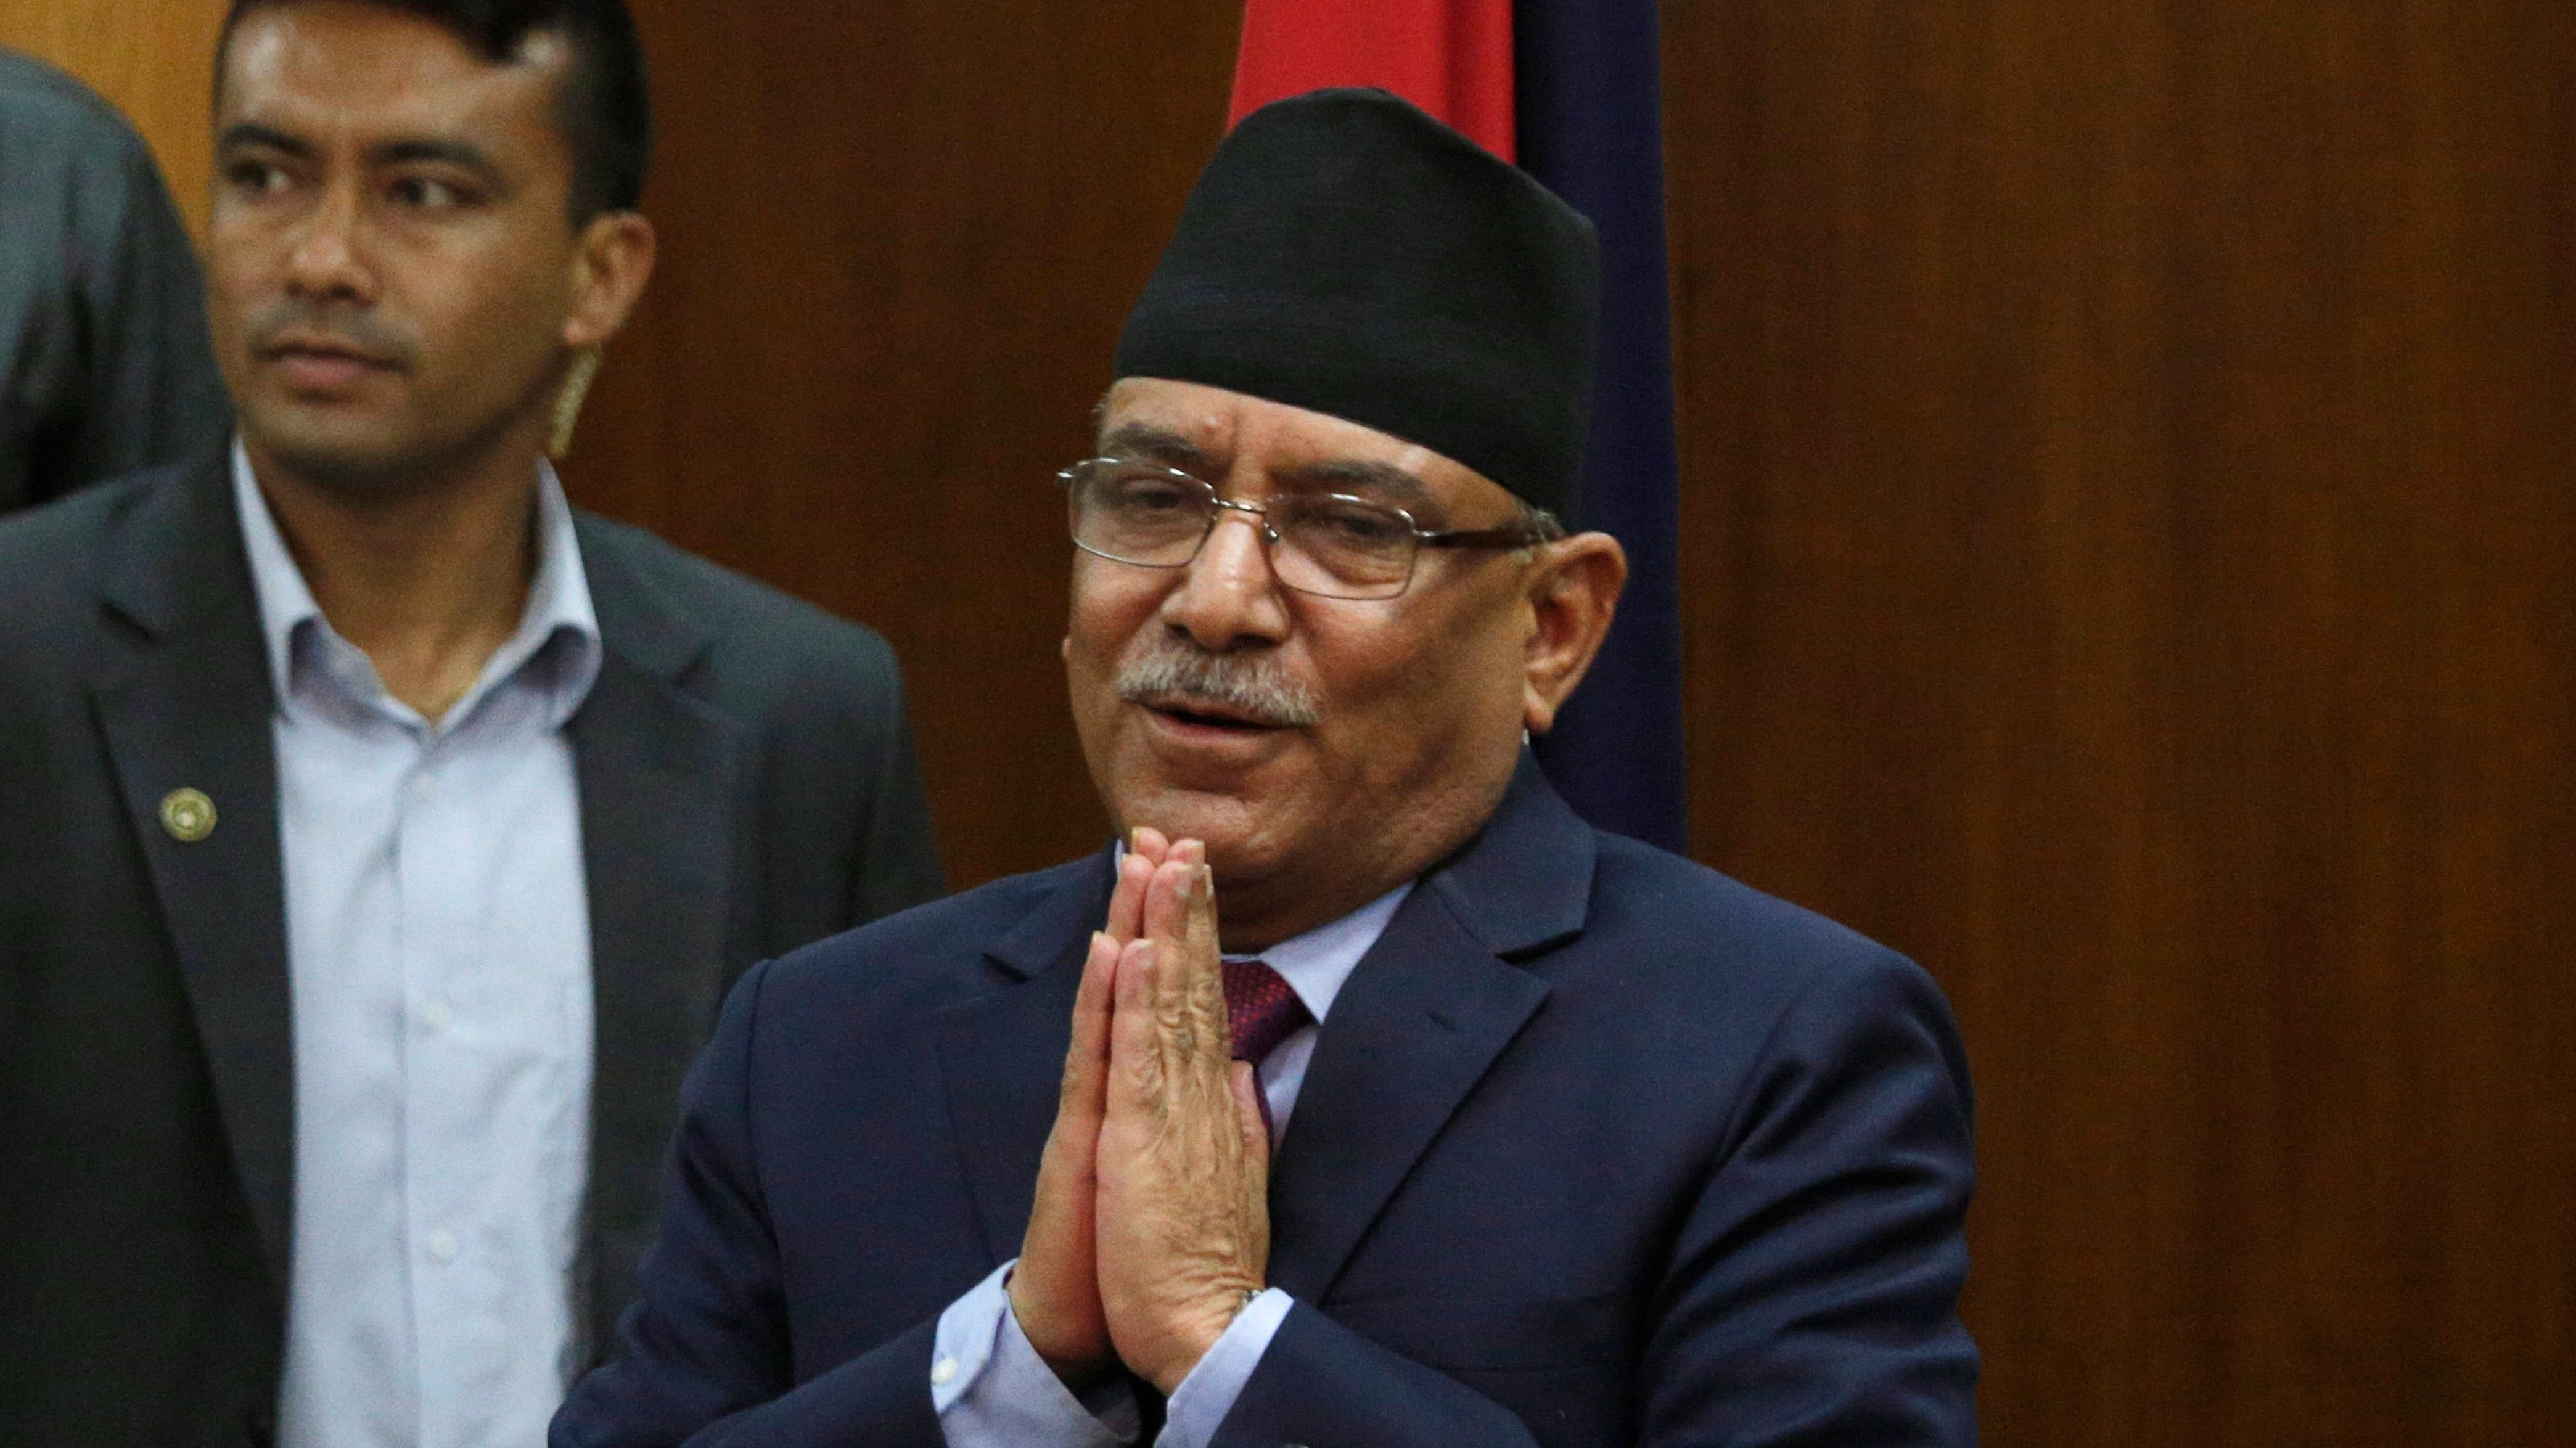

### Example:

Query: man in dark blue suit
xmin=556 ymin=89 xmax=1977 ymax=1447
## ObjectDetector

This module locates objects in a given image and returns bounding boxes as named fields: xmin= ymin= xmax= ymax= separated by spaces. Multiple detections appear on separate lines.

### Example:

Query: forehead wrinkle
xmin=1101 ymin=382 xmax=1501 ymax=518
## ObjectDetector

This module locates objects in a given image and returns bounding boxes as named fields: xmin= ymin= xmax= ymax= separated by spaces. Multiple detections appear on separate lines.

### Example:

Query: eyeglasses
xmin=1059 ymin=458 xmax=1546 ymax=601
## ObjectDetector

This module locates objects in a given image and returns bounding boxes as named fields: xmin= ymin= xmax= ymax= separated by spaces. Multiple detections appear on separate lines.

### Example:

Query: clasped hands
xmin=1007 ymin=828 xmax=1273 ymax=1397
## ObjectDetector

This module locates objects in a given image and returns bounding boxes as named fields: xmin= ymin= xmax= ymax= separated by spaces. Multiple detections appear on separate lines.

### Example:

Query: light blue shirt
xmin=232 ymin=444 xmax=606 ymax=1448
xmin=932 ymin=880 xmax=1415 ymax=1447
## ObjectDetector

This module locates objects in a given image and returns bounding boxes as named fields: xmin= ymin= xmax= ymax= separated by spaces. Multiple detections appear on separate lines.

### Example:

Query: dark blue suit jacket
xmin=555 ymin=758 xmax=1978 ymax=1446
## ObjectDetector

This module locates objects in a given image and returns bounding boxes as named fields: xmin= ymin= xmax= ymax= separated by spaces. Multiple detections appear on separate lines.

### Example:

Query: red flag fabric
xmin=1228 ymin=0 xmax=1515 ymax=161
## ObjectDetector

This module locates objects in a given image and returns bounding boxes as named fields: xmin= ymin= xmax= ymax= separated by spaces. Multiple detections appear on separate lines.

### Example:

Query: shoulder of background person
xmin=0 ymin=464 xmax=174 ymax=656
xmin=572 ymin=507 xmax=907 ymax=711
xmin=0 ymin=47 xmax=157 ymax=160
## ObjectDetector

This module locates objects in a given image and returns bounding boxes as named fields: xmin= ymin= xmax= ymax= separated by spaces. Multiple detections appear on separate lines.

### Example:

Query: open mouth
xmin=1142 ymin=697 xmax=1287 ymax=732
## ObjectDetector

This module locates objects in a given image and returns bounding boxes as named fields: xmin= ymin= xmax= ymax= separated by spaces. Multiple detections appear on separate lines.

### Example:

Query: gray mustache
xmin=1115 ymin=639 xmax=1320 ymax=728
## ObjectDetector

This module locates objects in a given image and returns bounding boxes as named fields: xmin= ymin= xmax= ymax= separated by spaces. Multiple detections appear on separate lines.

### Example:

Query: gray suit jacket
xmin=0 ymin=453 xmax=945 ymax=1447
xmin=0 ymin=49 xmax=231 ymax=511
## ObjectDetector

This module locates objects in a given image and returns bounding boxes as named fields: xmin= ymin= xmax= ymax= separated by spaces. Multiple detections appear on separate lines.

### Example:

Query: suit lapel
xmin=933 ymin=853 xmax=1115 ymax=1264
xmin=1265 ymin=755 xmax=1598 ymax=1302
xmin=567 ymin=523 xmax=741 ymax=1341
xmin=89 ymin=456 xmax=295 ymax=1284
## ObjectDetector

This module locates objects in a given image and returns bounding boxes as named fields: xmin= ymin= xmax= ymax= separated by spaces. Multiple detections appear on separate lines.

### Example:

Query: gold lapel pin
xmin=160 ymin=788 xmax=217 ymax=843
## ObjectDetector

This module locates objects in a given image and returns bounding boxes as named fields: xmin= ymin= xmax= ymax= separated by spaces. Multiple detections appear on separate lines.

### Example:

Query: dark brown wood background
xmin=1662 ymin=4 xmax=2575 ymax=1443
xmin=18 ymin=0 xmax=2561 ymax=1442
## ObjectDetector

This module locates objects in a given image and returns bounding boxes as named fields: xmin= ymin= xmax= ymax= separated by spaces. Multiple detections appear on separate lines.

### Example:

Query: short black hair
xmin=219 ymin=0 xmax=652 ymax=221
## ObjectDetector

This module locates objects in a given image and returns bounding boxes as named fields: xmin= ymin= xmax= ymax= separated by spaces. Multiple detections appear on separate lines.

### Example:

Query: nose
xmin=1159 ymin=504 xmax=1291 ymax=649
xmin=282 ymin=181 xmax=375 ymax=306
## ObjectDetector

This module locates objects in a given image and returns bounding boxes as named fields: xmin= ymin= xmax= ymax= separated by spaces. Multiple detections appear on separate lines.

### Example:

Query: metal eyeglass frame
xmin=1057 ymin=457 xmax=1548 ymax=601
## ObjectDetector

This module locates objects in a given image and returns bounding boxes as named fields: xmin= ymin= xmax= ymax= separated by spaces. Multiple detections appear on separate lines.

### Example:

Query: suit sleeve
xmin=52 ymin=120 xmax=230 ymax=503
xmin=1210 ymin=951 xmax=1979 ymax=1447
xmin=1631 ymin=950 xmax=1979 ymax=1444
xmin=846 ymin=642 xmax=945 ymax=925
xmin=552 ymin=961 xmax=950 ymax=1448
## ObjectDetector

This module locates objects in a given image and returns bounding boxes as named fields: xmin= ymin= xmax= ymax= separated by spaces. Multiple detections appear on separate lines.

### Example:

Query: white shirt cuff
xmin=930 ymin=1259 xmax=1139 ymax=1446
xmin=1157 ymin=1289 xmax=1294 ymax=1448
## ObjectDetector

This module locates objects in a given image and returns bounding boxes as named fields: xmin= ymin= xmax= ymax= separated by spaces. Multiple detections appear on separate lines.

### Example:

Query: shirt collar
xmin=230 ymin=438 xmax=603 ymax=728
xmin=231 ymin=440 xmax=320 ymax=695
xmin=1242 ymin=879 xmax=1411 ymax=1027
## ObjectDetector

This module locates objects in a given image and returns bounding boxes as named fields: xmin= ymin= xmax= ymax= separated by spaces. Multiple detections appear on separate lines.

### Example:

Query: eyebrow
xmin=1276 ymin=458 xmax=1432 ymax=509
xmin=1096 ymin=423 xmax=1435 ymax=507
xmin=1097 ymin=423 xmax=1216 ymax=473
xmin=368 ymin=138 xmax=500 ymax=178
xmin=216 ymin=123 xmax=503 ymax=182
xmin=216 ymin=121 xmax=312 ymax=158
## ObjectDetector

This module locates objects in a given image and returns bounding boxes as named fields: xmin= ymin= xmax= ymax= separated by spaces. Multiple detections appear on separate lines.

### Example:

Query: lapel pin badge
xmin=160 ymin=788 xmax=218 ymax=843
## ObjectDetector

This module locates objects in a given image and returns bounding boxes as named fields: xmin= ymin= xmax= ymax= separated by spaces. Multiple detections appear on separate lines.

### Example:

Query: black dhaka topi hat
xmin=1113 ymin=87 xmax=1601 ymax=517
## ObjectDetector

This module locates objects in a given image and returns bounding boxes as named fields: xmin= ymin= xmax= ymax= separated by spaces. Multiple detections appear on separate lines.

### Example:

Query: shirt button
xmin=419 ymin=996 xmax=453 ymax=1033
xmin=411 ymin=772 xmax=437 ymax=800
xmin=929 ymin=1356 xmax=959 ymax=1387
xmin=425 ymin=1229 xmax=459 ymax=1264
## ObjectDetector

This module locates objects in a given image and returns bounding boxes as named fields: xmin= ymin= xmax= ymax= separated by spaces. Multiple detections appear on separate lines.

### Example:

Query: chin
xmin=250 ymin=412 xmax=389 ymax=465
xmin=246 ymin=415 xmax=456 ymax=497
xmin=1116 ymin=777 xmax=1286 ymax=872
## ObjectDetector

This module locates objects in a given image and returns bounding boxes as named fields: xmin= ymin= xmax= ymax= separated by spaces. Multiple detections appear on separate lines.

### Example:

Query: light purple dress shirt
xmin=232 ymin=445 xmax=607 ymax=1448
xmin=932 ymin=880 xmax=1415 ymax=1447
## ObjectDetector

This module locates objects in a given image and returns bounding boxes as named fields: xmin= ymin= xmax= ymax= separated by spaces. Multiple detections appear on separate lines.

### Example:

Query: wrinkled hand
xmin=1094 ymin=855 xmax=1273 ymax=1394
xmin=1009 ymin=828 xmax=1175 ymax=1385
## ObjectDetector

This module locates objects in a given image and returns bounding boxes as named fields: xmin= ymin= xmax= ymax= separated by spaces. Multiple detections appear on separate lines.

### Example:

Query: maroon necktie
xmin=1223 ymin=959 xmax=1310 ymax=1142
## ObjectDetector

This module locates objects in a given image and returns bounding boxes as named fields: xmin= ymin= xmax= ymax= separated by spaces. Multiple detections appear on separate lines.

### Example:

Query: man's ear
xmin=1520 ymin=532 xmax=1628 ymax=735
xmin=562 ymin=211 xmax=657 ymax=350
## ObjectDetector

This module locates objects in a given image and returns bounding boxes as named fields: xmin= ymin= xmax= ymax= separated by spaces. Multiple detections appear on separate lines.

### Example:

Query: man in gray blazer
xmin=0 ymin=2 xmax=943 ymax=1445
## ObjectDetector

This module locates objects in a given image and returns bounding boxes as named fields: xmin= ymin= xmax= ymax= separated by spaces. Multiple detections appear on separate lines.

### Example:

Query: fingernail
xmin=1129 ymin=825 xmax=1145 ymax=852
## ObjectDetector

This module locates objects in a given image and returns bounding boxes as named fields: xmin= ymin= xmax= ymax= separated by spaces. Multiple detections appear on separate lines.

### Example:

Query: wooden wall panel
xmin=1662 ymin=3 xmax=2576 ymax=1444
xmin=0 ymin=0 xmax=227 ymax=235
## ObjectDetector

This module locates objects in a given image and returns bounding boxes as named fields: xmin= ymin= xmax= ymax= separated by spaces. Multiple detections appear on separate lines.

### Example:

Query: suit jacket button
xmin=241 ymin=1404 xmax=275 ymax=1446
xmin=160 ymin=788 xmax=217 ymax=842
